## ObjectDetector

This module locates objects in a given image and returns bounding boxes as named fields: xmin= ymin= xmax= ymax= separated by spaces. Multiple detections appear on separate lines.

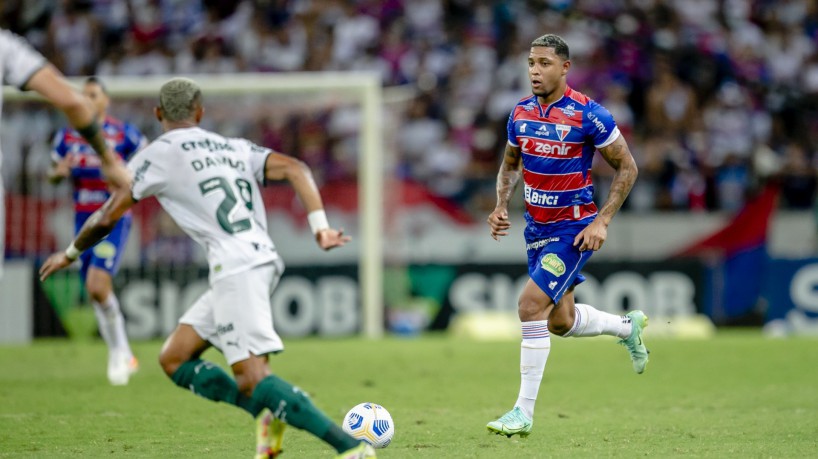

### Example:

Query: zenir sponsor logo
xmin=520 ymin=138 xmax=570 ymax=156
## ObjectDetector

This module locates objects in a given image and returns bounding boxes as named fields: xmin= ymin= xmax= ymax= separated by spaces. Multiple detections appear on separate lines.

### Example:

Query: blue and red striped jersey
xmin=506 ymin=86 xmax=620 ymax=228
xmin=52 ymin=116 xmax=147 ymax=217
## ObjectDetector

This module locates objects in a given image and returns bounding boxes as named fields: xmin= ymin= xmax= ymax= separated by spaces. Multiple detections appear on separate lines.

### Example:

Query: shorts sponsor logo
xmin=541 ymin=253 xmax=566 ymax=276
xmin=92 ymin=240 xmax=117 ymax=259
xmin=217 ymin=323 xmax=234 ymax=335
xmin=526 ymin=237 xmax=560 ymax=251
xmin=548 ymin=281 xmax=557 ymax=289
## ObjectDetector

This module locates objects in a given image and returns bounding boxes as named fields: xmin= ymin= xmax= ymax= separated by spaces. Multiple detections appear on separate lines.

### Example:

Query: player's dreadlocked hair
xmin=158 ymin=77 xmax=202 ymax=122
xmin=531 ymin=34 xmax=570 ymax=61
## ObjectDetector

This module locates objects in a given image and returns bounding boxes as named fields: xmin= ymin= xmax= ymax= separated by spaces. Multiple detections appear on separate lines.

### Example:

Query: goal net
xmin=2 ymin=72 xmax=412 ymax=340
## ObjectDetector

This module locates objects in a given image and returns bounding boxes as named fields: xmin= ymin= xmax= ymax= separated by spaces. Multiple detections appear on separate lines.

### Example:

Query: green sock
xmin=252 ymin=375 xmax=359 ymax=453
xmin=171 ymin=359 xmax=262 ymax=417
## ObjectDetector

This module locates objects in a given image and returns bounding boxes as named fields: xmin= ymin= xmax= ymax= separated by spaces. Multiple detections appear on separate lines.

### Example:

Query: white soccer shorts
xmin=180 ymin=260 xmax=285 ymax=365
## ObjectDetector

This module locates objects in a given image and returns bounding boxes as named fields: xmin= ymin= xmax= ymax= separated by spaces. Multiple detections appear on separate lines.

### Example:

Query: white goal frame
xmin=4 ymin=72 xmax=385 ymax=338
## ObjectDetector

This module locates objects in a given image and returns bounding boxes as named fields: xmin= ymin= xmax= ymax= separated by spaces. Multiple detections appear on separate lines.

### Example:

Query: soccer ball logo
xmin=342 ymin=402 xmax=394 ymax=448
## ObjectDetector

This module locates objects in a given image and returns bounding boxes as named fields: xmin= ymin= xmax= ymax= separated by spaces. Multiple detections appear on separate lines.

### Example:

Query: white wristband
xmin=65 ymin=242 xmax=81 ymax=261
xmin=307 ymin=210 xmax=330 ymax=235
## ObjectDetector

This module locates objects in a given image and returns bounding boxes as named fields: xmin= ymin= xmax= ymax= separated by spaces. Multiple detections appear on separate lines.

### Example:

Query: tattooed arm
xmin=595 ymin=134 xmax=639 ymax=226
xmin=487 ymin=143 xmax=523 ymax=240
xmin=573 ymin=134 xmax=638 ymax=251
xmin=39 ymin=188 xmax=136 ymax=280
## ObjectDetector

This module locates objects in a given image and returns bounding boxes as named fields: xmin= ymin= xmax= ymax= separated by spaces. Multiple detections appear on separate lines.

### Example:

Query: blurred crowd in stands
xmin=2 ymin=0 xmax=818 ymax=216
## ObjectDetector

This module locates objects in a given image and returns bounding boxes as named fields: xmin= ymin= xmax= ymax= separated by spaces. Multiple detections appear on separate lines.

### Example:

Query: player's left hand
xmin=316 ymin=228 xmax=352 ymax=251
xmin=573 ymin=219 xmax=608 ymax=252
xmin=39 ymin=252 xmax=75 ymax=281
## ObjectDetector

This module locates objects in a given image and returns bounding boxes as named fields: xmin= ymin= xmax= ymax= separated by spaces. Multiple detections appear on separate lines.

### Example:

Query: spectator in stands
xmin=4 ymin=0 xmax=818 ymax=216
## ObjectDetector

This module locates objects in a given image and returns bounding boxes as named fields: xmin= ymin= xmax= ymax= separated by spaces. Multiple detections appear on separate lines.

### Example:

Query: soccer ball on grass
xmin=342 ymin=402 xmax=394 ymax=448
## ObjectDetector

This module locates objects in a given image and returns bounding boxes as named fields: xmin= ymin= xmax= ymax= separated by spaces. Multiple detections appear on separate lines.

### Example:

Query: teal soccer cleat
xmin=619 ymin=310 xmax=649 ymax=374
xmin=486 ymin=406 xmax=533 ymax=438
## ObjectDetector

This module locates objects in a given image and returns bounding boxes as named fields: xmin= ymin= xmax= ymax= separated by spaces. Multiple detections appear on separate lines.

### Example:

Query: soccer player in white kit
xmin=0 ymin=28 xmax=127 ymax=279
xmin=39 ymin=78 xmax=376 ymax=459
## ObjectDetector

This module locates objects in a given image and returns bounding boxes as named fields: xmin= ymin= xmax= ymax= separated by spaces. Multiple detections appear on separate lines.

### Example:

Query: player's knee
xmin=548 ymin=318 xmax=572 ymax=336
xmin=158 ymin=348 xmax=182 ymax=378
xmin=85 ymin=280 xmax=110 ymax=304
xmin=517 ymin=297 xmax=543 ymax=321
xmin=234 ymin=371 xmax=264 ymax=397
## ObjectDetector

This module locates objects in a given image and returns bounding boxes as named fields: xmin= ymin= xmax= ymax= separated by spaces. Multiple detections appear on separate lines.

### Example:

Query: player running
xmin=48 ymin=77 xmax=146 ymax=386
xmin=485 ymin=34 xmax=648 ymax=438
xmin=39 ymin=77 xmax=375 ymax=459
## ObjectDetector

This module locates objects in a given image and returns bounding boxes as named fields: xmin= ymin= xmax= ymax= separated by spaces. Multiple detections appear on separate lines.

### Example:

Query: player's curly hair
xmin=531 ymin=34 xmax=570 ymax=60
xmin=158 ymin=77 xmax=202 ymax=122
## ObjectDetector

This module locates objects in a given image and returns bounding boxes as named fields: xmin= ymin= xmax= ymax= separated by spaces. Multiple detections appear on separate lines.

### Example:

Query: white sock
xmin=514 ymin=320 xmax=550 ymax=419
xmin=564 ymin=303 xmax=632 ymax=339
xmin=93 ymin=293 xmax=132 ymax=357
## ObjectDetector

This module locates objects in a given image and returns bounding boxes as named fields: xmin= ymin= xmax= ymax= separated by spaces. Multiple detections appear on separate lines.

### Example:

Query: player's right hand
xmin=316 ymin=228 xmax=351 ymax=251
xmin=487 ymin=208 xmax=510 ymax=240
xmin=39 ymin=252 xmax=74 ymax=281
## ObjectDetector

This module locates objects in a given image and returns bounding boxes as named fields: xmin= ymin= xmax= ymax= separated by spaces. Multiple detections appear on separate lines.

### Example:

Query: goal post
xmin=3 ymin=72 xmax=385 ymax=338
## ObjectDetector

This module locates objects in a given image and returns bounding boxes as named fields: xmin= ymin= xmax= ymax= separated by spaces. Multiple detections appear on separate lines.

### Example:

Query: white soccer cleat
xmin=487 ymin=406 xmax=533 ymax=438
xmin=107 ymin=350 xmax=134 ymax=386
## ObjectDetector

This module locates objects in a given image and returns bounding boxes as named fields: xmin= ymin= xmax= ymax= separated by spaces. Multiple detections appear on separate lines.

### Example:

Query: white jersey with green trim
xmin=127 ymin=126 xmax=280 ymax=282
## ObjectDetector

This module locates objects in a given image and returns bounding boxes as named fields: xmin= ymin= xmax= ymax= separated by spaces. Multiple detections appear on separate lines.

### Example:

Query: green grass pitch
xmin=1 ymin=331 xmax=816 ymax=458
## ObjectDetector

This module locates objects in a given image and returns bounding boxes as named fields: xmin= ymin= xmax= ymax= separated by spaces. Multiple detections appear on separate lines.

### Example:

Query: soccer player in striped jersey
xmin=49 ymin=77 xmax=147 ymax=386
xmin=0 ymin=29 xmax=125 ymax=279
xmin=486 ymin=34 xmax=648 ymax=438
